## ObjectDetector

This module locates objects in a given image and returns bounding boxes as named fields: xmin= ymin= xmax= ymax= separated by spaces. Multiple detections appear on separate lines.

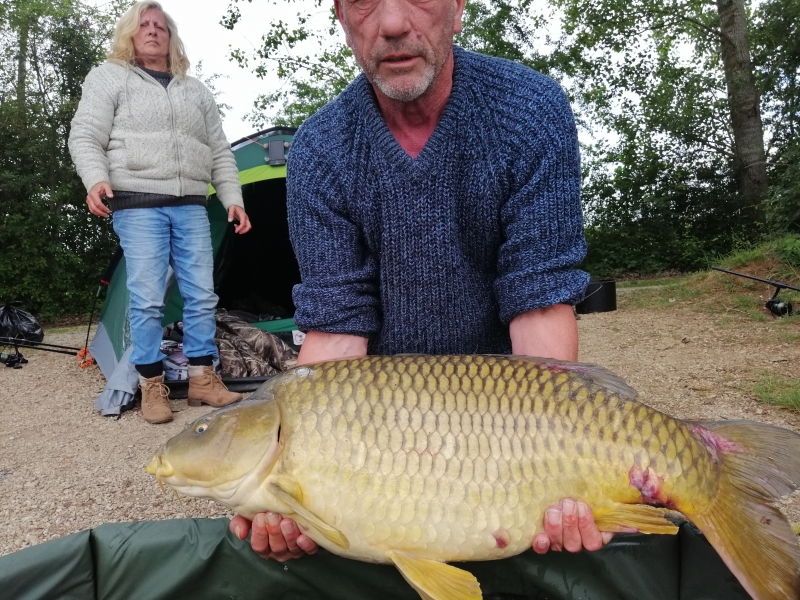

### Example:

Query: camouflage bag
xmin=215 ymin=311 xmax=298 ymax=377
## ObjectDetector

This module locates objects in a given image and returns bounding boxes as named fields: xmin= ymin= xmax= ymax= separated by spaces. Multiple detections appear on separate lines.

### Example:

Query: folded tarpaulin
xmin=93 ymin=345 xmax=139 ymax=416
xmin=0 ymin=518 xmax=749 ymax=600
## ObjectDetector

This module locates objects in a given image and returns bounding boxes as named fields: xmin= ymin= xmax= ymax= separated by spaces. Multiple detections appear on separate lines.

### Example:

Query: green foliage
xmin=456 ymin=0 xmax=546 ymax=71
xmin=550 ymin=0 xmax=768 ymax=276
xmin=714 ymin=234 xmax=800 ymax=281
xmin=763 ymin=143 xmax=800 ymax=233
xmin=752 ymin=0 xmax=800 ymax=234
xmin=244 ymin=45 xmax=357 ymax=129
xmin=777 ymin=236 xmax=800 ymax=267
xmin=194 ymin=60 xmax=232 ymax=118
xmin=223 ymin=0 xmax=551 ymax=127
xmin=0 ymin=0 xmax=117 ymax=320
xmin=222 ymin=0 xmax=786 ymax=279
xmin=223 ymin=0 xmax=356 ymax=128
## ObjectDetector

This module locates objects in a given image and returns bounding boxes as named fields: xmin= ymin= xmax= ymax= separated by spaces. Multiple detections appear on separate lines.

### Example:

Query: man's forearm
xmin=509 ymin=304 xmax=578 ymax=361
xmin=296 ymin=331 xmax=369 ymax=365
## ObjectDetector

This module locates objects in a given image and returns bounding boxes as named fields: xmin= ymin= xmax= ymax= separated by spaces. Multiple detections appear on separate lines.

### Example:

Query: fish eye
xmin=195 ymin=423 xmax=209 ymax=434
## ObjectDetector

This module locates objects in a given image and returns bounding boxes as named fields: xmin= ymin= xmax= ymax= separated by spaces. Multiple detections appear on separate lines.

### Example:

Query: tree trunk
xmin=716 ymin=0 xmax=768 ymax=227
xmin=16 ymin=16 xmax=28 ymax=110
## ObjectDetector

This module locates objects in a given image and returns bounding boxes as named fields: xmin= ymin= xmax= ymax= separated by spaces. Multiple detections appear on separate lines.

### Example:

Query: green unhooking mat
xmin=0 ymin=518 xmax=748 ymax=600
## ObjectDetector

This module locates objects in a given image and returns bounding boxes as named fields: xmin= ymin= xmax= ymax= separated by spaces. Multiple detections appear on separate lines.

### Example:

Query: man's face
xmin=335 ymin=0 xmax=466 ymax=102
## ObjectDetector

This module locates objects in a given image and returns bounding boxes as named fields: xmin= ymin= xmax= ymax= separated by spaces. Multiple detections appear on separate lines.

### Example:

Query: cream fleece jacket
xmin=68 ymin=60 xmax=243 ymax=210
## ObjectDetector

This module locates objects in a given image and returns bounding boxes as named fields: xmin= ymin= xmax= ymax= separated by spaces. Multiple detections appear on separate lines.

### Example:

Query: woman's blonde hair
xmin=108 ymin=1 xmax=190 ymax=77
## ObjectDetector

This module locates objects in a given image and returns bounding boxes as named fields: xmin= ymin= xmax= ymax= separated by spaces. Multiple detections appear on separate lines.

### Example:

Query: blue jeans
xmin=113 ymin=205 xmax=218 ymax=367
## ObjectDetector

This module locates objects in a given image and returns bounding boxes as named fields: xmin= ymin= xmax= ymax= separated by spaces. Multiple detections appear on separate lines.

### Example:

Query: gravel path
xmin=1 ymin=303 xmax=799 ymax=556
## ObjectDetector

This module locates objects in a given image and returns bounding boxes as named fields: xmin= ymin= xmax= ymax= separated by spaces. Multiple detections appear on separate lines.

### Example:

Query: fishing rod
xmin=711 ymin=267 xmax=800 ymax=317
xmin=0 ymin=337 xmax=80 ymax=356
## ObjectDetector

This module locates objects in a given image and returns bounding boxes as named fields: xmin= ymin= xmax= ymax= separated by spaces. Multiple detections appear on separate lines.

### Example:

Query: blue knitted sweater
xmin=288 ymin=46 xmax=588 ymax=355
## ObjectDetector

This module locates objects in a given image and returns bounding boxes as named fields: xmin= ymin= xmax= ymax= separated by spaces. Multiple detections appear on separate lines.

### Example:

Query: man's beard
xmin=346 ymin=11 xmax=454 ymax=102
xmin=348 ymin=40 xmax=436 ymax=102
xmin=370 ymin=49 xmax=437 ymax=102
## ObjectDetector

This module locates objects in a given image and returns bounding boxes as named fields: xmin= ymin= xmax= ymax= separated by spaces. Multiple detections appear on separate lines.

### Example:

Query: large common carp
xmin=147 ymin=355 xmax=800 ymax=600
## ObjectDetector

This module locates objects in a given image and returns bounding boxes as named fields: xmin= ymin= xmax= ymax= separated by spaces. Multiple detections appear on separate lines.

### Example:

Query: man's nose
xmin=376 ymin=0 xmax=411 ymax=39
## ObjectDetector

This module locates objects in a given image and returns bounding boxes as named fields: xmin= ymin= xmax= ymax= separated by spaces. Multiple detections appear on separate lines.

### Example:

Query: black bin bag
xmin=0 ymin=302 xmax=44 ymax=343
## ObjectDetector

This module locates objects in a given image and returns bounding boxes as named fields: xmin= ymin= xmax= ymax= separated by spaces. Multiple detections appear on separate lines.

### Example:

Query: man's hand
xmin=532 ymin=498 xmax=613 ymax=554
xmin=228 ymin=205 xmax=252 ymax=234
xmin=230 ymin=513 xmax=318 ymax=562
xmin=86 ymin=182 xmax=113 ymax=217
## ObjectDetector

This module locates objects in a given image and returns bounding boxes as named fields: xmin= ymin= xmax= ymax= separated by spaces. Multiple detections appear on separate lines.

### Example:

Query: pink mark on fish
xmin=493 ymin=529 xmax=510 ymax=549
xmin=628 ymin=465 xmax=674 ymax=508
xmin=540 ymin=362 xmax=594 ymax=375
xmin=691 ymin=425 xmax=746 ymax=463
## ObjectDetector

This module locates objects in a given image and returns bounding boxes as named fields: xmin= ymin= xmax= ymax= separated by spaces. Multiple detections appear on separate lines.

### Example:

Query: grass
xmin=778 ymin=328 xmax=800 ymax=344
xmin=45 ymin=325 xmax=93 ymax=334
xmin=613 ymin=236 xmax=800 ymax=317
xmin=616 ymin=277 xmax=688 ymax=289
xmin=616 ymin=279 xmax=703 ymax=310
xmin=753 ymin=373 xmax=800 ymax=411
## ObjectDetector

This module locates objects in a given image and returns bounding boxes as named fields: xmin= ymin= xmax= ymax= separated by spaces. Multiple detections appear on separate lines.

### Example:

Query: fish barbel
xmin=147 ymin=355 xmax=800 ymax=600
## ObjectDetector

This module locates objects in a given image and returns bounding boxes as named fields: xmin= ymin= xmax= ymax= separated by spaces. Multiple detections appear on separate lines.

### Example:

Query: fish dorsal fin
xmin=387 ymin=551 xmax=482 ymax=600
xmin=507 ymin=355 xmax=639 ymax=401
xmin=268 ymin=481 xmax=349 ymax=550
xmin=592 ymin=503 xmax=681 ymax=535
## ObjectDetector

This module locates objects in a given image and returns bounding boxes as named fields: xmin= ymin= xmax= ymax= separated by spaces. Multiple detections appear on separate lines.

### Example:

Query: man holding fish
xmin=230 ymin=0 xmax=603 ymax=561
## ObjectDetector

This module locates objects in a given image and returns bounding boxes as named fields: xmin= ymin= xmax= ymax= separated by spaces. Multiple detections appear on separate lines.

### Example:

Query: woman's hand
xmin=230 ymin=513 xmax=318 ymax=561
xmin=87 ymin=182 xmax=113 ymax=217
xmin=228 ymin=205 xmax=251 ymax=234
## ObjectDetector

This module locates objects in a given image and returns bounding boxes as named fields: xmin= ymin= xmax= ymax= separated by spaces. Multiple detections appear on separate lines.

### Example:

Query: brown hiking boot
xmin=139 ymin=374 xmax=173 ymax=424
xmin=187 ymin=365 xmax=243 ymax=408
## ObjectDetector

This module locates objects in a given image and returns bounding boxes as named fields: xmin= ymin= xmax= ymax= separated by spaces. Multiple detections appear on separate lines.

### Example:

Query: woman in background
xmin=69 ymin=1 xmax=249 ymax=424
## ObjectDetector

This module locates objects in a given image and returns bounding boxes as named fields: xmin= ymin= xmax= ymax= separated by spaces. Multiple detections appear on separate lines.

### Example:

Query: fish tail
xmin=685 ymin=420 xmax=800 ymax=600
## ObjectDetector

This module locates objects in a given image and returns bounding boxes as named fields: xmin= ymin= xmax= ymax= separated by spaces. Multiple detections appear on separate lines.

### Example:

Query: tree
xmin=0 ymin=0 xmax=118 ymax=319
xmin=552 ymin=0 xmax=768 ymax=222
xmin=223 ymin=0 xmax=787 ymax=275
xmin=717 ymin=0 xmax=767 ymax=219
xmin=222 ymin=0 xmax=548 ymax=127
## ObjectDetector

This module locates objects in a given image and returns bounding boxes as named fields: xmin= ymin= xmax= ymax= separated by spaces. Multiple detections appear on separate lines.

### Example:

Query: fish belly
xmin=275 ymin=355 xmax=714 ymax=563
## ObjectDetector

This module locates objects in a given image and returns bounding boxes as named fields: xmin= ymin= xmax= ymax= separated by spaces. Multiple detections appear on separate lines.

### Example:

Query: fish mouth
xmin=146 ymin=453 xmax=175 ymax=494
xmin=144 ymin=451 xmax=257 ymax=502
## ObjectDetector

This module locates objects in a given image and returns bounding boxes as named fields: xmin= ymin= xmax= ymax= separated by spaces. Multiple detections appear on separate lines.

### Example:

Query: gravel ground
xmin=1 ymin=302 xmax=799 ymax=557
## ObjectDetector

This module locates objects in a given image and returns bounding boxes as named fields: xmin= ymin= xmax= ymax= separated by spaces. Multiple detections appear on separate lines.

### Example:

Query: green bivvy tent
xmin=0 ymin=518 xmax=749 ymax=600
xmin=90 ymin=127 xmax=302 ymax=415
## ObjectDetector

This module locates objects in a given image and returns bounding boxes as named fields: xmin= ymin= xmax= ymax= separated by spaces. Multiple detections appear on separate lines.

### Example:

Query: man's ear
xmin=453 ymin=0 xmax=467 ymax=35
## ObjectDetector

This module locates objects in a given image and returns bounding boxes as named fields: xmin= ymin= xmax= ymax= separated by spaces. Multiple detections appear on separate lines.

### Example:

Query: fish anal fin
xmin=268 ymin=481 xmax=349 ymax=550
xmin=387 ymin=551 xmax=482 ymax=600
xmin=593 ymin=503 xmax=681 ymax=535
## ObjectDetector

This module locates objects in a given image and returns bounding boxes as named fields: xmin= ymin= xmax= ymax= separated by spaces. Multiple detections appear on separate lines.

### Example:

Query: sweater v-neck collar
xmin=356 ymin=46 xmax=469 ymax=171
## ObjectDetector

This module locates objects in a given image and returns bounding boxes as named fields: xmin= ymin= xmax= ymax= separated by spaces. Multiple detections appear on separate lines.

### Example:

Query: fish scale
xmin=148 ymin=354 xmax=800 ymax=600
xmin=274 ymin=355 xmax=705 ymax=563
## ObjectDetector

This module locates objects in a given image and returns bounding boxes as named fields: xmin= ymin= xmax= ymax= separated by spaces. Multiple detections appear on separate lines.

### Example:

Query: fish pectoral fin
xmin=593 ymin=503 xmax=681 ymax=535
xmin=268 ymin=482 xmax=349 ymax=550
xmin=387 ymin=550 xmax=482 ymax=600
